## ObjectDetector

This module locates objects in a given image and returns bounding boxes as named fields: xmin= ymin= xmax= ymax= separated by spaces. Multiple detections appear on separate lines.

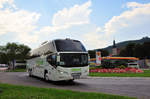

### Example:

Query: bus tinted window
xmin=59 ymin=53 xmax=88 ymax=67
xmin=55 ymin=40 xmax=86 ymax=52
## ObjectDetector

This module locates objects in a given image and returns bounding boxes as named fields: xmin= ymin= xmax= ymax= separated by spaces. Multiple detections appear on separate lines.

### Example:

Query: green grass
xmin=0 ymin=83 xmax=136 ymax=99
xmin=6 ymin=68 xmax=26 ymax=72
xmin=89 ymin=70 xmax=150 ymax=77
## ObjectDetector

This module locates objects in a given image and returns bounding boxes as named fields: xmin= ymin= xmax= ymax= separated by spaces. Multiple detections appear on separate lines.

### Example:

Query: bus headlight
xmin=58 ymin=70 xmax=68 ymax=74
xmin=60 ymin=71 xmax=64 ymax=74
xmin=84 ymin=70 xmax=88 ymax=73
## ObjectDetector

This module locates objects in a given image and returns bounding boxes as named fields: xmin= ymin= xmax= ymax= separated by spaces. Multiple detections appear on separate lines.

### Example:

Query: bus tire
xmin=68 ymin=79 xmax=74 ymax=82
xmin=29 ymin=69 xmax=32 ymax=77
xmin=44 ymin=73 xmax=49 ymax=81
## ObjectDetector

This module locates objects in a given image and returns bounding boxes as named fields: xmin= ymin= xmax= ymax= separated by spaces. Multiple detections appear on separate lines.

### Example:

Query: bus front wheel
xmin=68 ymin=79 xmax=74 ymax=82
xmin=29 ymin=69 xmax=32 ymax=77
xmin=44 ymin=73 xmax=49 ymax=81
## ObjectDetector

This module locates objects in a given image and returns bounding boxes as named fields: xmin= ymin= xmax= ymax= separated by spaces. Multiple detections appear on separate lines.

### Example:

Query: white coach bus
xmin=27 ymin=38 xmax=89 ymax=81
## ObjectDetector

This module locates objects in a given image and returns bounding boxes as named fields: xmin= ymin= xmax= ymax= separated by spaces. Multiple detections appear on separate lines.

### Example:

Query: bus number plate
xmin=71 ymin=73 xmax=81 ymax=79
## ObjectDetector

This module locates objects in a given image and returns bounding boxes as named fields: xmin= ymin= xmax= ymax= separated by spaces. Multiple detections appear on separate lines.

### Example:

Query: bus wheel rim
xmin=45 ymin=74 xmax=49 ymax=81
xmin=29 ymin=71 xmax=32 ymax=76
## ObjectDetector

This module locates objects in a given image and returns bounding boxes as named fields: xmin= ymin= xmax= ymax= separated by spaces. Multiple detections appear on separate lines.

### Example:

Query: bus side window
xmin=47 ymin=55 xmax=56 ymax=66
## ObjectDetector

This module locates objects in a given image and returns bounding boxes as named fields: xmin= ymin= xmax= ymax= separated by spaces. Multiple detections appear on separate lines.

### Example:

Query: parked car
xmin=0 ymin=64 xmax=8 ymax=71
xmin=128 ymin=62 xmax=139 ymax=68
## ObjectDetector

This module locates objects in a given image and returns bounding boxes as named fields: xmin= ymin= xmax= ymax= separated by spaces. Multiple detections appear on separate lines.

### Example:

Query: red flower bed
xmin=90 ymin=67 xmax=144 ymax=73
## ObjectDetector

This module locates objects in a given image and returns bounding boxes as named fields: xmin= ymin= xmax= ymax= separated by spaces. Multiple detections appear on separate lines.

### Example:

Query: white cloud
xmin=0 ymin=0 xmax=96 ymax=49
xmin=51 ymin=0 xmax=91 ymax=31
xmin=21 ymin=1 xmax=150 ymax=49
xmin=36 ymin=0 xmax=110 ymax=49
xmin=80 ymin=2 xmax=150 ymax=49
xmin=34 ymin=1 xmax=92 ymax=45
xmin=96 ymin=27 xmax=102 ymax=33
xmin=1 ymin=0 xmax=150 ymax=50
xmin=17 ymin=33 xmax=38 ymax=44
xmin=126 ymin=2 xmax=150 ymax=8
xmin=0 ymin=10 xmax=40 ymax=35
xmin=104 ymin=2 xmax=150 ymax=39
xmin=36 ymin=0 xmax=96 ymax=48
xmin=0 ymin=0 xmax=40 ymax=45
xmin=83 ymin=27 xmax=108 ymax=49
xmin=0 ymin=0 xmax=16 ymax=9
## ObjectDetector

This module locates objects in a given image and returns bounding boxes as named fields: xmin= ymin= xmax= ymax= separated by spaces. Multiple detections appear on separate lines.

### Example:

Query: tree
xmin=0 ymin=46 xmax=8 ymax=64
xmin=133 ymin=44 xmax=144 ymax=59
xmin=5 ymin=43 xmax=19 ymax=62
xmin=119 ymin=43 xmax=136 ymax=57
xmin=0 ymin=43 xmax=31 ymax=68
xmin=142 ymin=42 xmax=150 ymax=59
xmin=125 ymin=43 xmax=136 ymax=57
xmin=16 ymin=44 xmax=31 ymax=60
xmin=119 ymin=42 xmax=150 ymax=59
xmin=88 ymin=50 xmax=95 ymax=58
xmin=5 ymin=42 xmax=31 ymax=60
xmin=0 ymin=52 xmax=8 ymax=64
xmin=88 ymin=49 xmax=109 ymax=58
xmin=119 ymin=48 xmax=127 ymax=57
xmin=100 ymin=49 xmax=109 ymax=57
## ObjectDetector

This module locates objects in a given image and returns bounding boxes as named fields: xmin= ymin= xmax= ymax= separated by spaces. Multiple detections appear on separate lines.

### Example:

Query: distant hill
xmin=104 ymin=36 xmax=150 ymax=53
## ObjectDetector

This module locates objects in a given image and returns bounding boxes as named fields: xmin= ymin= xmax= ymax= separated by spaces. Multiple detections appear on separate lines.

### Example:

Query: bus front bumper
xmin=56 ymin=73 xmax=88 ymax=81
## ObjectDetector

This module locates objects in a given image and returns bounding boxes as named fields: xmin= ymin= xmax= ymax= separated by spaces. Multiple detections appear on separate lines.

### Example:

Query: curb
xmin=86 ymin=76 xmax=150 ymax=80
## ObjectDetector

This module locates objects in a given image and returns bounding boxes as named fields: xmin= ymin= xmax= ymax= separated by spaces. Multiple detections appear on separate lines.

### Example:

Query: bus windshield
xmin=59 ymin=53 xmax=88 ymax=67
xmin=55 ymin=39 xmax=86 ymax=52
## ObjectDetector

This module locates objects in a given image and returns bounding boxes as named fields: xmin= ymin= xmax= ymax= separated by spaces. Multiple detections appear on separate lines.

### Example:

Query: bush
xmin=101 ymin=60 xmax=115 ymax=69
xmin=118 ymin=65 xmax=126 ymax=69
xmin=89 ymin=66 xmax=102 ymax=70
xmin=0 ymin=88 xmax=2 ymax=93
xmin=89 ymin=67 xmax=144 ymax=73
xmin=101 ymin=59 xmax=128 ymax=69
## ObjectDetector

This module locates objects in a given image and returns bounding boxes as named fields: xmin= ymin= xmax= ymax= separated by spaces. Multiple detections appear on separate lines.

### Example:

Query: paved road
xmin=0 ymin=72 xmax=150 ymax=99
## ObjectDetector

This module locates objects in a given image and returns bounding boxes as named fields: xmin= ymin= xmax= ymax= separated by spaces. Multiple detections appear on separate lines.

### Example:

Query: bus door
xmin=46 ymin=54 xmax=57 ymax=80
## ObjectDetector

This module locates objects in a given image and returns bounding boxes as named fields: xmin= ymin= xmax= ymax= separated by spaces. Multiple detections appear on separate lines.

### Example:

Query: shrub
xmin=89 ymin=67 xmax=144 ymax=73
xmin=89 ymin=66 xmax=102 ymax=70
xmin=118 ymin=65 xmax=126 ymax=69
xmin=101 ymin=60 xmax=115 ymax=69
xmin=0 ymin=88 xmax=2 ymax=93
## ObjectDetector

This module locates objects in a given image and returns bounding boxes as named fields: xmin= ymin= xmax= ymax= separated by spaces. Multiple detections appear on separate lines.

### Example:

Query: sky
xmin=0 ymin=0 xmax=150 ymax=50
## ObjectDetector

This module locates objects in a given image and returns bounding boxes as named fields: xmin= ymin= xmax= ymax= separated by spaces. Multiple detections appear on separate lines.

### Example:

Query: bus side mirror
xmin=47 ymin=55 xmax=56 ymax=66
xmin=56 ymin=55 xmax=60 ymax=62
